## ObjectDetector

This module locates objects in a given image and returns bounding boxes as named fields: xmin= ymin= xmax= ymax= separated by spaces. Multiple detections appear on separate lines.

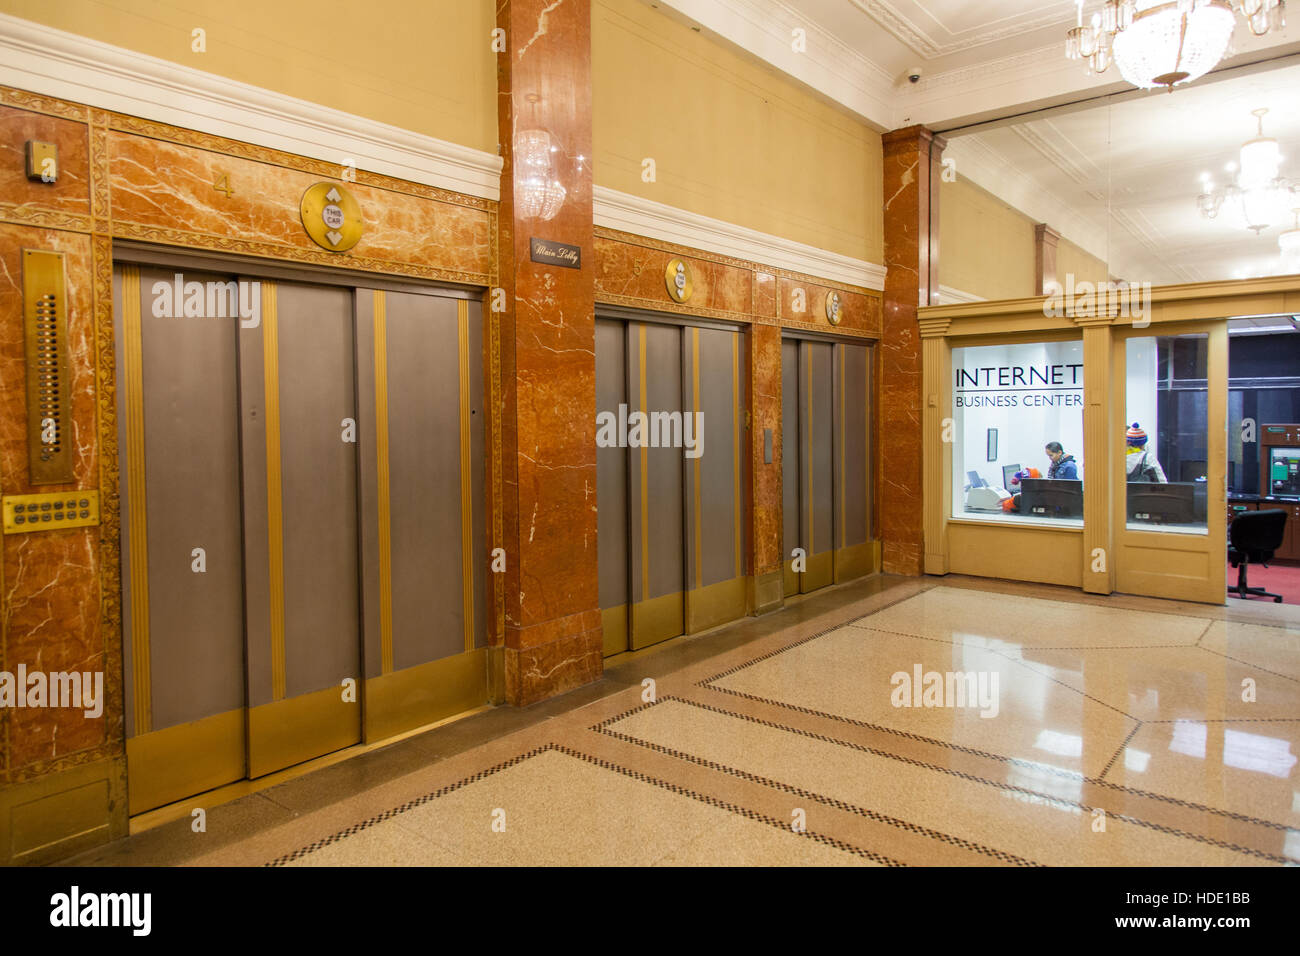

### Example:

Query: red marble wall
xmin=495 ymin=0 xmax=603 ymax=706
xmin=880 ymin=126 xmax=944 ymax=575
xmin=0 ymin=93 xmax=109 ymax=784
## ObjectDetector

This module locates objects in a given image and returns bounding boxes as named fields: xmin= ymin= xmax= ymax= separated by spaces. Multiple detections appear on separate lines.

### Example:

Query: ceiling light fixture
xmin=1197 ymin=109 xmax=1298 ymax=234
xmin=1066 ymin=0 xmax=1287 ymax=91
xmin=514 ymin=93 xmax=567 ymax=222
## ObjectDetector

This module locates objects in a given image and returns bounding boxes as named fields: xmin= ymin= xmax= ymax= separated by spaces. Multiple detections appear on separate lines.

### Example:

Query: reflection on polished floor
xmin=67 ymin=576 xmax=1300 ymax=867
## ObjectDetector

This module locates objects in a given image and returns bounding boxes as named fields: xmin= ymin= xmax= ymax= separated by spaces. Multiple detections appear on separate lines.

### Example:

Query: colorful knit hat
xmin=1126 ymin=422 xmax=1148 ymax=447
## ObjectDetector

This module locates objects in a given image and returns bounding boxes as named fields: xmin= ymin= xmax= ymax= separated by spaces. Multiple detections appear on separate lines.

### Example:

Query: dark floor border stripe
xmin=265 ymin=740 xmax=900 ymax=867
xmin=599 ymin=695 xmax=1297 ymax=865
xmin=265 ymin=745 xmax=554 ymax=866
xmin=549 ymin=744 xmax=902 ymax=866
xmin=592 ymin=697 xmax=1042 ymax=867
xmin=701 ymin=680 xmax=1299 ymax=836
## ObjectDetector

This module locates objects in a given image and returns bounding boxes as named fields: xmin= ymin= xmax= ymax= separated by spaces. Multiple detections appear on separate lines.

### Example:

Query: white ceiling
xmin=948 ymin=60 xmax=1300 ymax=286
xmin=645 ymin=1 xmax=1300 ymax=287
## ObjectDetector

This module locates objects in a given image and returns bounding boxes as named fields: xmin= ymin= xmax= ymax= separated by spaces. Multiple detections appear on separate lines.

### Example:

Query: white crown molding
xmin=594 ymin=186 xmax=887 ymax=290
xmin=643 ymin=0 xmax=898 ymax=130
xmin=850 ymin=0 xmax=1078 ymax=60
xmin=0 ymin=12 xmax=503 ymax=200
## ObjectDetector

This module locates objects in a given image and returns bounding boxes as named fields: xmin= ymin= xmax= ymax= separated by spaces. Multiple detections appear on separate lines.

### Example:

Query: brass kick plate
xmin=3 ymin=490 xmax=99 ymax=534
xmin=23 ymin=249 xmax=74 ymax=484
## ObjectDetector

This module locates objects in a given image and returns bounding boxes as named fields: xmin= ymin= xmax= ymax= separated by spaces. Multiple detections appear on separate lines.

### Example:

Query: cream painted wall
xmin=592 ymin=0 xmax=882 ymax=264
xmin=1056 ymin=237 xmax=1111 ymax=286
xmin=0 ymin=0 xmax=498 ymax=152
xmin=939 ymin=175 xmax=1036 ymax=301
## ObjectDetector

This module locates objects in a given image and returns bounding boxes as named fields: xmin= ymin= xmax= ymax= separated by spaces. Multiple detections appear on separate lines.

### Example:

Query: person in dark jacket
xmin=1045 ymin=441 xmax=1079 ymax=480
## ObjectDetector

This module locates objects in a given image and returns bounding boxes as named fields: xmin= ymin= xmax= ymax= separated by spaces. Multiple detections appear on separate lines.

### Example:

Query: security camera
xmin=907 ymin=66 xmax=923 ymax=84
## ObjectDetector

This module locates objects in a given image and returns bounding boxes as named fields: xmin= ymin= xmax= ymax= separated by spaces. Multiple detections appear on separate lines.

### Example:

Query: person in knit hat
xmin=1124 ymin=422 xmax=1167 ymax=483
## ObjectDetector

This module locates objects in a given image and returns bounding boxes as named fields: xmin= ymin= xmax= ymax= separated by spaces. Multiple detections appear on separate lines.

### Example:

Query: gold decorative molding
xmin=0 ymin=85 xmax=90 ymax=121
xmin=595 ymin=225 xmax=880 ymax=298
xmin=109 ymin=220 xmax=491 ymax=287
xmin=262 ymin=283 xmax=287 ymax=702
xmin=0 ymin=205 xmax=92 ymax=234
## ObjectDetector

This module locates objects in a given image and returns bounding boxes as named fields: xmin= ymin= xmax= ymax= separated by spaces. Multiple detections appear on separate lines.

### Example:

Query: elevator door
xmin=118 ymin=265 xmax=485 ymax=814
xmin=238 ymin=280 xmax=362 ymax=778
xmin=117 ymin=264 xmax=247 ymax=814
xmin=597 ymin=317 xmax=747 ymax=654
xmin=783 ymin=337 xmax=874 ymax=596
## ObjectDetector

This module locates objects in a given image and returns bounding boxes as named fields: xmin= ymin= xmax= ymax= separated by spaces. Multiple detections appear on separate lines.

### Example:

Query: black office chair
xmin=1227 ymin=509 xmax=1288 ymax=603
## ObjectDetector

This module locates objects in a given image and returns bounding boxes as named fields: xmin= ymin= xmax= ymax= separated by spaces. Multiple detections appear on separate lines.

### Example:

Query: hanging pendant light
xmin=1067 ymin=0 xmax=1287 ymax=90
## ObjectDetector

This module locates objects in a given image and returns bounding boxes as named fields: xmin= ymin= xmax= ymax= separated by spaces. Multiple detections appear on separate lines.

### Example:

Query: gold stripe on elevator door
xmin=458 ymin=299 xmax=475 ymax=652
xmin=806 ymin=345 xmax=813 ymax=557
xmin=732 ymin=333 xmax=741 ymax=579
xmin=839 ymin=346 xmax=846 ymax=548
xmin=691 ymin=328 xmax=702 ymax=590
xmin=374 ymin=291 xmax=394 ymax=673
xmin=122 ymin=265 xmax=152 ymax=734
xmin=262 ymin=282 xmax=287 ymax=701
xmin=638 ymin=324 xmax=649 ymax=602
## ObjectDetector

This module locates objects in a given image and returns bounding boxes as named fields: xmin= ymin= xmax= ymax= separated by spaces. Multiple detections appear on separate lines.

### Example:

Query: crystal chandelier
xmin=1066 ymin=1 xmax=1287 ymax=91
xmin=514 ymin=94 xmax=567 ymax=221
xmin=1197 ymin=109 xmax=1298 ymax=235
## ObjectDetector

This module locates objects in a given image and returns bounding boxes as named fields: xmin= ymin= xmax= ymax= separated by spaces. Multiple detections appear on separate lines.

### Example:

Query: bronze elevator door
xmin=238 ymin=280 xmax=362 ymax=778
xmin=597 ymin=316 xmax=747 ymax=655
xmin=782 ymin=337 xmax=874 ymax=597
xmin=117 ymin=266 xmax=485 ymax=813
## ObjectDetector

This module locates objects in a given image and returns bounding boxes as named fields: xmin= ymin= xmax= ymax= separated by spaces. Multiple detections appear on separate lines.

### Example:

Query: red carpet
xmin=1227 ymin=559 xmax=1300 ymax=604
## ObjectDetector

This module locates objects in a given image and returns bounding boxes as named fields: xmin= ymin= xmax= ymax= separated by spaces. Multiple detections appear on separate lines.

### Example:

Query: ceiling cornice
xmin=848 ymin=0 xmax=1078 ymax=59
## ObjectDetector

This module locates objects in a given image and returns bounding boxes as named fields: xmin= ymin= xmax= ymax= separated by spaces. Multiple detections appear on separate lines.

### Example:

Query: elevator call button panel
xmin=3 ymin=490 xmax=100 ymax=534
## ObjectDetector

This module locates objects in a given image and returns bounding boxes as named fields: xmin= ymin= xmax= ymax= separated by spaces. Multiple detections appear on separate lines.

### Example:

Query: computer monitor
xmin=1127 ymin=482 xmax=1197 ymax=524
xmin=1179 ymin=459 xmax=1207 ymax=482
xmin=1019 ymin=478 xmax=1082 ymax=518
xmin=966 ymin=470 xmax=987 ymax=489
xmin=1001 ymin=464 xmax=1022 ymax=490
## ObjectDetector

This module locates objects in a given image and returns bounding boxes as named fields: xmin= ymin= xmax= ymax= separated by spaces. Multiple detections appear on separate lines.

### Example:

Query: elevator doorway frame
xmin=780 ymin=329 xmax=880 ymax=598
xmin=112 ymin=243 xmax=491 ymax=815
xmin=595 ymin=305 xmax=749 ymax=657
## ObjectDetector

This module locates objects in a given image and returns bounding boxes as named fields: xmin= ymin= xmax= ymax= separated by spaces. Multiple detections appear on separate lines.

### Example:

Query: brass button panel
xmin=3 ymin=490 xmax=100 ymax=534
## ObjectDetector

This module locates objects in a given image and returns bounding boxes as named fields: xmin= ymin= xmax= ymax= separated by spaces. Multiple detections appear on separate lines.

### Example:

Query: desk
xmin=1227 ymin=495 xmax=1300 ymax=560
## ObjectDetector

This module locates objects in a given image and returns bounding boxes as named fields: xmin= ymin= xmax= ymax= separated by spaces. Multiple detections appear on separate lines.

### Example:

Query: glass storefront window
xmin=1124 ymin=334 xmax=1209 ymax=534
xmin=951 ymin=340 xmax=1084 ymax=527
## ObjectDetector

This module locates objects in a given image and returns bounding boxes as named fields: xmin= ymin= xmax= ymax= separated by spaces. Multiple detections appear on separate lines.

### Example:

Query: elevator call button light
xmin=3 ymin=490 xmax=99 ymax=534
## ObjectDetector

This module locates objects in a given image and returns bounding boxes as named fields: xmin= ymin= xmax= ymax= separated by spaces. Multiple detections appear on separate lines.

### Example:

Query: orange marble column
xmin=495 ymin=0 xmax=602 ymax=705
xmin=747 ymin=317 xmax=783 ymax=613
xmin=880 ymin=126 xmax=945 ymax=576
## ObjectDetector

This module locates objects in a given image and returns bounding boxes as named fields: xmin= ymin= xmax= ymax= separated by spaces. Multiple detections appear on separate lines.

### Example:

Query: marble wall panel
xmin=107 ymin=131 xmax=493 ymax=283
xmin=0 ymin=224 xmax=104 ymax=775
xmin=0 ymin=105 xmax=91 ymax=228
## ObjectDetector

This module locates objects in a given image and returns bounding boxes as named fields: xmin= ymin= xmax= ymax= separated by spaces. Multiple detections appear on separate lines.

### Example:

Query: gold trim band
xmin=638 ymin=324 xmax=649 ymax=603
xmin=122 ymin=265 xmax=151 ymax=734
xmin=262 ymin=282 xmax=286 ymax=702
xmin=374 ymin=291 xmax=394 ymax=673
xmin=458 ymin=299 xmax=475 ymax=653
xmin=692 ymin=328 xmax=702 ymax=591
